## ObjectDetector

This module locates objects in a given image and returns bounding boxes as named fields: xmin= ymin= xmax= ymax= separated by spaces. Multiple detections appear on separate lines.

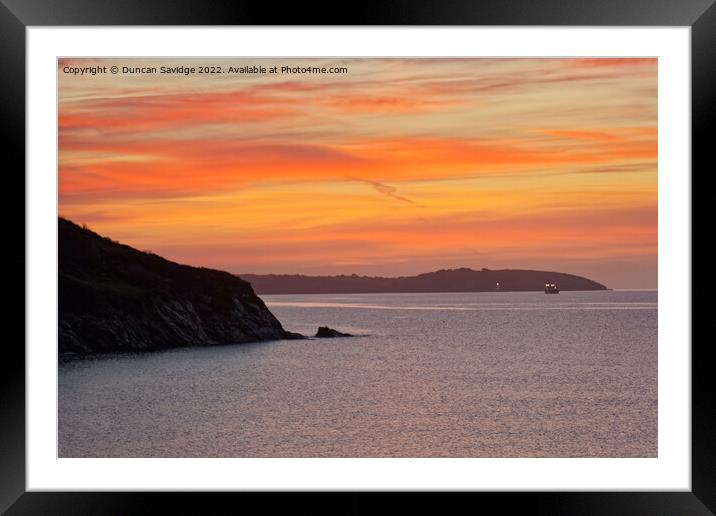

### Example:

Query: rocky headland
xmin=59 ymin=218 xmax=303 ymax=354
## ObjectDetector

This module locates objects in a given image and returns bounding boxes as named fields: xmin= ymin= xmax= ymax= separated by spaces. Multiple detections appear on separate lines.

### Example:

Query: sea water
xmin=58 ymin=290 xmax=657 ymax=457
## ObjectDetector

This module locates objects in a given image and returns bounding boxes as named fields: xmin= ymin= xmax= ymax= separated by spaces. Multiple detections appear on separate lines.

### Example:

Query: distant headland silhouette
xmin=241 ymin=268 xmax=608 ymax=295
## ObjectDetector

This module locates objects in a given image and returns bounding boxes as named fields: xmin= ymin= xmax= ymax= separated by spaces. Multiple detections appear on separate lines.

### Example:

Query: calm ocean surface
xmin=58 ymin=290 xmax=657 ymax=457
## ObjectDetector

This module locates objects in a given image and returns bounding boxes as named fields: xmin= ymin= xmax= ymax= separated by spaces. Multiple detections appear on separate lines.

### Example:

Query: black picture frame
xmin=3 ymin=1 xmax=712 ymax=514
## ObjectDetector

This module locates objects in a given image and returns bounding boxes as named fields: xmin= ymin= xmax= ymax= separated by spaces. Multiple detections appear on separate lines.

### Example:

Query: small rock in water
xmin=315 ymin=326 xmax=352 ymax=338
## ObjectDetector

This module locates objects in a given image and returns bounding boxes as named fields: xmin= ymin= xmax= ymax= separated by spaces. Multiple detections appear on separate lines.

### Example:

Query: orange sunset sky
xmin=58 ymin=58 xmax=657 ymax=289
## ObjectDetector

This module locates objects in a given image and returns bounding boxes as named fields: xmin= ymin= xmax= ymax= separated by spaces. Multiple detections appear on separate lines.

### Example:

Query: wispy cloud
xmin=357 ymin=179 xmax=416 ymax=205
xmin=58 ymin=57 xmax=658 ymax=287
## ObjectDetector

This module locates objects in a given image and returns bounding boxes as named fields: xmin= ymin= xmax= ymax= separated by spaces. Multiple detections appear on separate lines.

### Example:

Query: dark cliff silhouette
xmin=241 ymin=268 xmax=608 ymax=294
xmin=59 ymin=218 xmax=302 ymax=354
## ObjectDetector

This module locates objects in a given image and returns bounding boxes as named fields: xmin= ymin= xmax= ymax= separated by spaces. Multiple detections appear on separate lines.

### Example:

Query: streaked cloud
xmin=358 ymin=180 xmax=416 ymax=205
xmin=59 ymin=58 xmax=657 ymax=288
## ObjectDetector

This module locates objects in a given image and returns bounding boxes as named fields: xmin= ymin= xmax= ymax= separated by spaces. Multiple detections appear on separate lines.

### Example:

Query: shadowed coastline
xmin=58 ymin=217 xmax=303 ymax=354
xmin=58 ymin=217 xmax=605 ymax=355
xmin=241 ymin=268 xmax=608 ymax=295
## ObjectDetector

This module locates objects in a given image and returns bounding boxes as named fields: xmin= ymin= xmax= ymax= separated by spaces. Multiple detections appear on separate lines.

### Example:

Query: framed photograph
xmin=5 ymin=0 xmax=711 ymax=513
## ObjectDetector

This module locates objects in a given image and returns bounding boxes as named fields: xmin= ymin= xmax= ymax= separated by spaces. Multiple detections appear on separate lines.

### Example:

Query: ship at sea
xmin=544 ymin=282 xmax=559 ymax=294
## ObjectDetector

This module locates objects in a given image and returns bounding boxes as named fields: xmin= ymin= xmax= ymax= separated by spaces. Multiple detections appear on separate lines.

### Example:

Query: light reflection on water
xmin=59 ymin=290 xmax=657 ymax=457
